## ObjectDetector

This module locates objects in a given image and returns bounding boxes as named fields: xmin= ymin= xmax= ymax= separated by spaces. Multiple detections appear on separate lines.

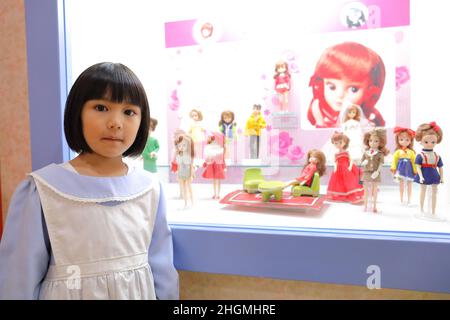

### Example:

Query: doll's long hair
xmin=218 ymin=110 xmax=235 ymax=126
xmin=274 ymin=61 xmax=291 ymax=79
xmin=363 ymin=128 xmax=389 ymax=155
xmin=306 ymin=149 xmax=327 ymax=177
xmin=308 ymin=42 xmax=386 ymax=127
xmin=175 ymin=134 xmax=194 ymax=159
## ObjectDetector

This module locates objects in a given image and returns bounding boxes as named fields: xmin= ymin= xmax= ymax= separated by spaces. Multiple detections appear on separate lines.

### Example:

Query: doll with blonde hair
xmin=414 ymin=122 xmax=444 ymax=216
xmin=391 ymin=127 xmax=417 ymax=205
xmin=174 ymin=133 xmax=195 ymax=208
xmin=188 ymin=109 xmax=206 ymax=160
xmin=361 ymin=128 xmax=389 ymax=212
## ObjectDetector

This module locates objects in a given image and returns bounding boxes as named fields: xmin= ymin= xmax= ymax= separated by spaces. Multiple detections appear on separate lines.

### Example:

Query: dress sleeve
xmin=148 ymin=183 xmax=179 ymax=300
xmin=391 ymin=150 xmax=399 ymax=171
xmin=0 ymin=177 xmax=50 ymax=299
xmin=154 ymin=138 xmax=160 ymax=153
xmin=415 ymin=153 xmax=423 ymax=166
xmin=437 ymin=155 xmax=443 ymax=168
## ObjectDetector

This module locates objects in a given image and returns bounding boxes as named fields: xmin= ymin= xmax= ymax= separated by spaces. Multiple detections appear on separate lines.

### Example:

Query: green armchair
xmin=243 ymin=168 xmax=265 ymax=193
xmin=291 ymin=172 xmax=320 ymax=197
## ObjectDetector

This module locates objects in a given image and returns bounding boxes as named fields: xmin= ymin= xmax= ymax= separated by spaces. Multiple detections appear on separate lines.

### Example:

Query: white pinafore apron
xmin=30 ymin=173 xmax=159 ymax=300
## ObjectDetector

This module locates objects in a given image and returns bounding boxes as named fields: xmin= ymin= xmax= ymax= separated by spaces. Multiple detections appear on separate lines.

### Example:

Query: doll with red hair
xmin=308 ymin=42 xmax=386 ymax=128
xmin=202 ymin=132 xmax=226 ymax=199
xmin=414 ymin=122 xmax=444 ymax=216
xmin=391 ymin=127 xmax=417 ymax=205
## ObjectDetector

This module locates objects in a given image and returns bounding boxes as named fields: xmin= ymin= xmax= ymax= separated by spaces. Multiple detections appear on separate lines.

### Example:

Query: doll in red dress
xmin=286 ymin=149 xmax=326 ymax=188
xmin=274 ymin=61 xmax=291 ymax=112
xmin=327 ymin=132 xmax=364 ymax=203
xmin=202 ymin=132 xmax=226 ymax=199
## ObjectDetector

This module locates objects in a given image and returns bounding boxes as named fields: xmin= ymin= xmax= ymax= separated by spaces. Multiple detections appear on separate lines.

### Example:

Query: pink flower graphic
xmin=271 ymin=95 xmax=280 ymax=107
xmin=264 ymin=109 xmax=271 ymax=116
xmin=396 ymin=66 xmax=410 ymax=90
xmin=266 ymin=125 xmax=272 ymax=132
xmin=289 ymin=62 xmax=299 ymax=73
xmin=287 ymin=145 xmax=305 ymax=162
xmin=270 ymin=131 xmax=293 ymax=157
xmin=168 ymin=89 xmax=180 ymax=111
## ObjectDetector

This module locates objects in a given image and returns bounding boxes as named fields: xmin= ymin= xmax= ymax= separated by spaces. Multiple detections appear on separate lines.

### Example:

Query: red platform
xmin=219 ymin=190 xmax=326 ymax=211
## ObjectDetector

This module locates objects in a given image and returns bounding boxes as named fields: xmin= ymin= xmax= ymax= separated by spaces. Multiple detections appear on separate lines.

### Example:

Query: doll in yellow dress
xmin=390 ymin=127 xmax=417 ymax=205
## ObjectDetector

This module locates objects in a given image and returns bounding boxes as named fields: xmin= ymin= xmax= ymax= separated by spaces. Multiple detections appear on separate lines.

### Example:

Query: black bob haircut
xmin=64 ymin=62 xmax=150 ymax=157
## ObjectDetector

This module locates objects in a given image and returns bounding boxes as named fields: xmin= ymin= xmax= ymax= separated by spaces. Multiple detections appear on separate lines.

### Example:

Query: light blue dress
xmin=0 ymin=163 xmax=179 ymax=300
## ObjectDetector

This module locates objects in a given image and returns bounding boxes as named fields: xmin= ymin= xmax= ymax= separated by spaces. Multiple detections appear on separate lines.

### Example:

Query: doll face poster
xmin=164 ymin=0 xmax=410 ymax=166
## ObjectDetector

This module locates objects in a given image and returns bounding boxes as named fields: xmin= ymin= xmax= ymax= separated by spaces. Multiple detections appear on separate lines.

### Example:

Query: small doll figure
xmin=188 ymin=109 xmax=206 ymax=160
xmin=327 ymin=132 xmax=364 ymax=203
xmin=274 ymin=61 xmax=291 ymax=112
xmin=414 ymin=122 xmax=444 ymax=215
xmin=341 ymin=103 xmax=365 ymax=162
xmin=218 ymin=110 xmax=237 ymax=161
xmin=245 ymin=104 xmax=267 ymax=159
xmin=174 ymin=133 xmax=195 ymax=208
xmin=361 ymin=129 xmax=389 ymax=213
xmin=308 ymin=42 xmax=386 ymax=128
xmin=142 ymin=117 xmax=159 ymax=173
xmin=391 ymin=127 xmax=417 ymax=205
xmin=202 ymin=132 xmax=226 ymax=199
xmin=286 ymin=149 xmax=326 ymax=187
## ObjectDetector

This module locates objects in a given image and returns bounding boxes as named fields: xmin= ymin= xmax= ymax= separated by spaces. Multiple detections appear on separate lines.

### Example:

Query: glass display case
xmin=24 ymin=0 xmax=450 ymax=294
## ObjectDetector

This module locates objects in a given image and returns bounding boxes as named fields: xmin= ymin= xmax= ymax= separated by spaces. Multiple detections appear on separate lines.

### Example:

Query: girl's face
xmin=81 ymin=99 xmax=141 ymax=159
xmin=223 ymin=114 xmax=232 ymax=124
xmin=398 ymin=132 xmax=411 ymax=148
xmin=324 ymin=78 xmax=368 ymax=112
xmin=191 ymin=111 xmax=200 ymax=121
xmin=368 ymin=134 xmax=380 ymax=150
xmin=309 ymin=155 xmax=318 ymax=164
xmin=347 ymin=108 xmax=357 ymax=119
xmin=277 ymin=64 xmax=286 ymax=73
xmin=420 ymin=134 xmax=438 ymax=149
xmin=253 ymin=108 xmax=261 ymax=117
xmin=177 ymin=139 xmax=188 ymax=152
xmin=333 ymin=139 xmax=346 ymax=150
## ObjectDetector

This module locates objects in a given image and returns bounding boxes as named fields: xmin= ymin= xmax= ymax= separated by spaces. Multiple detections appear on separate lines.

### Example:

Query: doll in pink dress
xmin=286 ymin=149 xmax=327 ymax=188
xmin=202 ymin=132 xmax=226 ymax=199
xmin=274 ymin=61 xmax=291 ymax=112
xmin=327 ymin=132 xmax=364 ymax=203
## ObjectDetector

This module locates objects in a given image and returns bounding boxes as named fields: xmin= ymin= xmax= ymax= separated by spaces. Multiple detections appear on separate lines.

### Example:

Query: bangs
xmin=82 ymin=65 xmax=147 ymax=108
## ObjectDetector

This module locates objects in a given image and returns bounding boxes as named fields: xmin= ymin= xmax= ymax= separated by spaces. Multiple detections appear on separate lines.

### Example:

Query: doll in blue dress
xmin=0 ymin=62 xmax=179 ymax=299
xmin=414 ymin=122 xmax=444 ymax=215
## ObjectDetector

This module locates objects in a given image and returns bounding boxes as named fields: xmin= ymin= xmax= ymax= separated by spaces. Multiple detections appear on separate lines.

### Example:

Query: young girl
xmin=341 ymin=103 xmax=365 ymax=162
xmin=308 ymin=42 xmax=386 ymax=128
xmin=174 ymin=133 xmax=195 ymax=208
xmin=285 ymin=149 xmax=326 ymax=188
xmin=327 ymin=132 xmax=364 ymax=203
xmin=0 ymin=62 xmax=179 ymax=300
xmin=218 ymin=110 xmax=236 ymax=161
xmin=188 ymin=109 xmax=206 ymax=160
xmin=414 ymin=122 xmax=444 ymax=215
xmin=391 ymin=127 xmax=417 ymax=205
xmin=361 ymin=129 xmax=389 ymax=213
xmin=202 ymin=132 xmax=226 ymax=199
xmin=274 ymin=61 xmax=291 ymax=112
xmin=142 ymin=117 xmax=160 ymax=173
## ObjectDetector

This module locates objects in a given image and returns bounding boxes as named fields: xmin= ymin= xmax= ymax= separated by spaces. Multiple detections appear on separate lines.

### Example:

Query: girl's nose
xmin=107 ymin=115 xmax=122 ymax=129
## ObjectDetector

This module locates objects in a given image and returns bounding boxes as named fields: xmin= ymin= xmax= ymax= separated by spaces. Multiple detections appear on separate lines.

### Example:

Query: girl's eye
xmin=95 ymin=104 xmax=107 ymax=112
xmin=349 ymin=86 xmax=359 ymax=93
xmin=124 ymin=109 xmax=137 ymax=116
xmin=326 ymin=83 xmax=336 ymax=90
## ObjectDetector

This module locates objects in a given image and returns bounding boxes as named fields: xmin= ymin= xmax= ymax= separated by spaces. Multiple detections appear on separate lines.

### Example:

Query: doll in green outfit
xmin=143 ymin=118 xmax=160 ymax=173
